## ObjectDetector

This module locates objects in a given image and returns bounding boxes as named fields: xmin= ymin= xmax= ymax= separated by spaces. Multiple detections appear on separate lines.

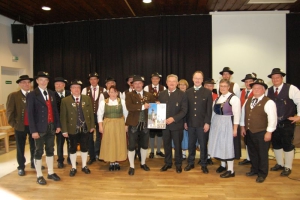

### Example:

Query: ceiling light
xmin=41 ymin=6 xmax=51 ymax=11
xmin=143 ymin=0 xmax=152 ymax=3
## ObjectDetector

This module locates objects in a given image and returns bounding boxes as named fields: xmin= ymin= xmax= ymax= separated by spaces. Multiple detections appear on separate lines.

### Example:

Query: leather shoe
xmin=220 ymin=170 xmax=235 ymax=178
xmin=149 ymin=152 xmax=154 ymax=159
xmin=156 ymin=151 xmax=165 ymax=157
xmin=57 ymin=162 xmax=64 ymax=169
xmin=246 ymin=171 xmax=257 ymax=176
xmin=37 ymin=176 xmax=47 ymax=185
xmin=109 ymin=165 xmax=115 ymax=171
xmin=176 ymin=166 xmax=182 ymax=173
xmin=216 ymin=166 xmax=227 ymax=173
xmin=280 ymin=167 xmax=292 ymax=176
xmin=238 ymin=159 xmax=251 ymax=165
xmin=18 ymin=169 xmax=25 ymax=176
xmin=201 ymin=166 xmax=209 ymax=174
xmin=140 ymin=164 xmax=150 ymax=171
xmin=256 ymin=176 xmax=265 ymax=183
xmin=184 ymin=164 xmax=194 ymax=171
xmin=128 ymin=167 xmax=135 ymax=176
xmin=160 ymin=164 xmax=172 ymax=172
xmin=31 ymin=164 xmax=46 ymax=170
xmin=82 ymin=166 xmax=91 ymax=174
xmin=69 ymin=168 xmax=77 ymax=177
xmin=270 ymin=164 xmax=284 ymax=171
xmin=206 ymin=158 xmax=214 ymax=165
xmin=47 ymin=173 xmax=61 ymax=181
xmin=115 ymin=164 xmax=120 ymax=171
xmin=87 ymin=158 xmax=96 ymax=165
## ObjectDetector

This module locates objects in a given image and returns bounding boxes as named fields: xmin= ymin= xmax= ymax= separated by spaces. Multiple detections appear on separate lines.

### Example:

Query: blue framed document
xmin=147 ymin=103 xmax=166 ymax=129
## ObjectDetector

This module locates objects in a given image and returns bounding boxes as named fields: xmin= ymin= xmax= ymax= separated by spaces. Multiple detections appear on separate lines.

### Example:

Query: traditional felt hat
xmin=35 ymin=71 xmax=50 ymax=79
xmin=16 ymin=75 xmax=34 ymax=83
xmin=204 ymin=78 xmax=216 ymax=85
xmin=70 ymin=79 xmax=83 ymax=86
xmin=241 ymin=73 xmax=257 ymax=82
xmin=131 ymin=75 xmax=145 ymax=83
xmin=219 ymin=67 xmax=234 ymax=75
xmin=267 ymin=68 xmax=286 ymax=78
xmin=250 ymin=78 xmax=268 ymax=89
xmin=88 ymin=72 xmax=99 ymax=79
xmin=151 ymin=72 xmax=162 ymax=78
xmin=54 ymin=77 xmax=68 ymax=84
xmin=105 ymin=77 xmax=116 ymax=83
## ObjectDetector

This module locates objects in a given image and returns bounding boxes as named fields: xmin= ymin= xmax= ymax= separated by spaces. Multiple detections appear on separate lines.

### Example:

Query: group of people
xmin=5 ymin=67 xmax=300 ymax=185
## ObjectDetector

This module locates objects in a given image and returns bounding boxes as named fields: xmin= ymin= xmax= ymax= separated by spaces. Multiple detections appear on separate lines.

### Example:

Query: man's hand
xmin=184 ymin=123 xmax=188 ymax=130
xmin=144 ymin=103 xmax=150 ymax=109
xmin=203 ymin=123 xmax=210 ymax=133
xmin=264 ymin=132 xmax=272 ymax=142
xmin=240 ymin=126 xmax=246 ymax=137
xmin=90 ymin=128 xmax=95 ymax=133
xmin=56 ymin=128 xmax=61 ymax=133
xmin=233 ymin=129 xmax=237 ymax=137
xmin=288 ymin=116 xmax=300 ymax=124
xmin=32 ymin=132 xmax=40 ymax=139
xmin=166 ymin=117 xmax=175 ymax=125
xmin=99 ymin=126 xmax=103 ymax=134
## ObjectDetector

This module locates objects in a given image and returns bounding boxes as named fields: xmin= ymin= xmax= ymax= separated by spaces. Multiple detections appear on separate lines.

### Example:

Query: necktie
xmin=195 ymin=87 xmax=199 ymax=91
xmin=138 ymin=93 xmax=143 ymax=99
xmin=60 ymin=92 xmax=64 ymax=98
xmin=251 ymin=98 xmax=258 ymax=108
xmin=153 ymin=87 xmax=158 ymax=96
xmin=93 ymin=87 xmax=97 ymax=100
xmin=25 ymin=92 xmax=29 ymax=96
xmin=245 ymin=90 xmax=250 ymax=99
xmin=169 ymin=91 xmax=172 ymax=96
xmin=43 ymin=91 xmax=48 ymax=101
xmin=76 ymin=97 xmax=79 ymax=105
xmin=274 ymin=88 xmax=278 ymax=96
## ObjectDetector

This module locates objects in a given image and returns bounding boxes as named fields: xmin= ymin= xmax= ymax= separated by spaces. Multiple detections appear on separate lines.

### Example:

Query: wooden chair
xmin=0 ymin=109 xmax=14 ymax=152
xmin=0 ymin=132 xmax=9 ymax=153
xmin=0 ymin=104 xmax=4 ymax=110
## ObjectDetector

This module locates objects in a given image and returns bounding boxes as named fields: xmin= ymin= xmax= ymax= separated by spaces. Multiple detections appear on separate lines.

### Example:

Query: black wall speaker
xmin=11 ymin=24 xmax=28 ymax=44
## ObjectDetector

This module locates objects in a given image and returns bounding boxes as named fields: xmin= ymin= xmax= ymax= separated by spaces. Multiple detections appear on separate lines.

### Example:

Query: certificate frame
xmin=147 ymin=103 xmax=166 ymax=129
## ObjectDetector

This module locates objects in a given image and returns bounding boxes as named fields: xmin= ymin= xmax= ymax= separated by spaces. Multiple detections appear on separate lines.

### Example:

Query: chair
xmin=0 ymin=109 xmax=15 ymax=152
xmin=0 ymin=132 xmax=9 ymax=153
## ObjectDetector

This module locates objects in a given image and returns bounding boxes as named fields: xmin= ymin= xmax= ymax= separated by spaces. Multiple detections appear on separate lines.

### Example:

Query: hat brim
xmin=131 ymin=80 xmax=144 ymax=83
xmin=35 ymin=75 xmax=50 ymax=79
xmin=16 ymin=78 xmax=34 ymax=84
xmin=54 ymin=80 xmax=68 ymax=84
xmin=241 ymin=77 xmax=257 ymax=82
xmin=250 ymin=82 xmax=268 ymax=89
xmin=267 ymin=72 xmax=286 ymax=78
xmin=219 ymin=71 xmax=234 ymax=75
xmin=204 ymin=82 xmax=216 ymax=85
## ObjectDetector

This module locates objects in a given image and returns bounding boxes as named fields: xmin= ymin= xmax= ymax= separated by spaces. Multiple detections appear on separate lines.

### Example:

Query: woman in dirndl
xmin=208 ymin=79 xmax=241 ymax=178
xmin=97 ymin=86 xmax=128 ymax=171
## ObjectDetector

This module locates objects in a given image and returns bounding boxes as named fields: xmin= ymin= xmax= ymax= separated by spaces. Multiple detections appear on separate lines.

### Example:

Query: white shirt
xmin=97 ymin=98 xmax=128 ymax=123
xmin=121 ymin=88 xmax=134 ymax=100
xmin=265 ymin=83 xmax=300 ymax=116
xmin=21 ymin=89 xmax=30 ymax=96
xmin=194 ymin=85 xmax=202 ymax=90
xmin=81 ymin=85 xmax=106 ymax=100
xmin=240 ymin=94 xmax=277 ymax=132
xmin=212 ymin=92 xmax=241 ymax=124
xmin=216 ymin=81 xmax=241 ymax=98
xmin=56 ymin=90 xmax=66 ymax=98
xmin=144 ymin=84 xmax=166 ymax=92
xmin=38 ymin=87 xmax=49 ymax=100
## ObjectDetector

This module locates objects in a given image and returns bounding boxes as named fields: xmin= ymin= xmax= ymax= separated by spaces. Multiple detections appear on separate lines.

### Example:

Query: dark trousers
xmin=34 ymin=123 xmax=55 ymax=159
xmin=246 ymin=130 xmax=270 ymax=178
xmin=56 ymin=132 xmax=70 ymax=163
xmin=149 ymin=129 xmax=163 ymax=138
xmin=88 ymin=113 xmax=101 ymax=159
xmin=15 ymin=126 xmax=35 ymax=170
xmin=69 ymin=132 xmax=89 ymax=154
xmin=162 ymin=127 xmax=183 ymax=167
xmin=128 ymin=124 xmax=149 ymax=151
xmin=188 ymin=127 xmax=208 ymax=166
xmin=271 ymin=123 xmax=295 ymax=152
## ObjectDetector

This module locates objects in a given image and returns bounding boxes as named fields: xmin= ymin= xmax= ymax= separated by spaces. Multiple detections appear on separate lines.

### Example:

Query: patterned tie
xmin=138 ymin=93 xmax=143 ymax=99
xmin=274 ymin=88 xmax=278 ymax=96
xmin=93 ymin=87 xmax=97 ymax=100
xmin=60 ymin=92 xmax=64 ymax=98
xmin=25 ymin=91 xmax=29 ymax=96
xmin=153 ymin=87 xmax=158 ymax=96
xmin=251 ymin=98 xmax=258 ymax=108
xmin=76 ymin=97 xmax=80 ymax=105
xmin=245 ymin=90 xmax=250 ymax=99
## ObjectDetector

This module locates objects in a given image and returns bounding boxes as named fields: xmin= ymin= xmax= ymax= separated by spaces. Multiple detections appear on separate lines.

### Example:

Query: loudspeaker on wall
xmin=11 ymin=24 xmax=28 ymax=44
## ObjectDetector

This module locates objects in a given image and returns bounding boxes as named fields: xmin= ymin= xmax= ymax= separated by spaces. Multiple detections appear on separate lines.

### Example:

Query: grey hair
xmin=166 ymin=74 xmax=178 ymax=81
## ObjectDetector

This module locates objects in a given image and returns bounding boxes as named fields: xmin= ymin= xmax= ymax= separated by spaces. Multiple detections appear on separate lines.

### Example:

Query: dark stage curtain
xmin=34 ymin=15 xmax=212 ymax=91
xmin=286 ymin=13 xmax=300 ymax=89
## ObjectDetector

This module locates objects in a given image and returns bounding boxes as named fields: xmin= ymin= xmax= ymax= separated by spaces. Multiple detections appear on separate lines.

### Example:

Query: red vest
xmin=212 ymin=93 xmax=218 ymax=101
xmin=240 ymin=89 xmax=254 ymax=107
xmin=24 ymin=110 xmax=29 ymax=125
xmin=46 ymin=100 xmax=54 ymax=123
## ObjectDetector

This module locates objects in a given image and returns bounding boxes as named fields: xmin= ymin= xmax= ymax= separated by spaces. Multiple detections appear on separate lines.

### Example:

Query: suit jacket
xmin=125 ymin=90 xmax=155 ymax=126
xmin=158 ymin=89 xmax=187 ymax=131
xmin=185 ymin=87 xmax=212 ymax=127
xmin=60 ymin=95 xmax=95 ymax=134
xmin=27 ymin=88 xmax=61 ymax=133
xmin=54 ymin=90 xmax=71 ymax=114
xmin=6 ymin=90 xmax=27 ymax=131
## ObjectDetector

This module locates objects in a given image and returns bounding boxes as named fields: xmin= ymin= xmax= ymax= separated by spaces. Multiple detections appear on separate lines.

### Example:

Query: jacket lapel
xmin=34 ymin=88 xmax=46 ymax=105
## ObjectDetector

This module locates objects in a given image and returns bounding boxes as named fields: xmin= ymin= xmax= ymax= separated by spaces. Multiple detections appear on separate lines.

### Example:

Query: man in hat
xmin=159 ymin=74 xmax=187 ymax=174
xmin=238 ymin=73 xmax=257 ymax=166
xmin=266 ymin=68 xmax=300 ymax=176
xmin=125 ymin=75 xmax=156 ymax=176
xmin=184 ymin=71 xmax=212 ymax=174
xmin=99 ymin=77 xmax=121 ymax=101
xmin=54 ymin=77 xmax=71 ymax=168
xmin=6 ymin=75 xmax=42 ymax=176
xmin=27 ymin=71 xmax=61 ymax=185
xmin=60 ymin=80 xmax=95 ymax=177
xmin=240 ymin=79 xmax=277 ymax=183
xmin=144 ymin=72 xmax=166 ymax=158
xmin=82 ymin=72 xmax=106 ymax=165
xmin=216 ymin=67 xmax=241 ymax=98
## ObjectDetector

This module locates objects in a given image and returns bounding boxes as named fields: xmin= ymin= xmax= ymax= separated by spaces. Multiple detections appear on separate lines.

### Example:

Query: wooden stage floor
xmin=0 ymin=157 xmax=299 ymax=200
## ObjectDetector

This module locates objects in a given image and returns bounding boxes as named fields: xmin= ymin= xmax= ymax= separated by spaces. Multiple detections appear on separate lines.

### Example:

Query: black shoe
xmin=206 ymin=158 xmax=214 ymax=165
xmin=160 ymin=164 xmax=172 ymax=172
xmin=280 ymin=167 xmax=292 ymax=176
xmin=37 ymin=176 xmax=46 ymax=185
xmin=176 ymin=166 xmax=182 ymax=173
xmin=67 ymin=159 xmax=71 ymax=165
xmin=128 ymin=167 xmax=135 ymax=176
xmin=69 ymin=168 xmax=77 ymax=177
xmin=87 ymin=159 xmax=96 ymax=165
xmin=47 ymin=173 xmax=61 ymax=181
xmin=31 ymin=164 xmax=46 ymax=170
xmin=109 ymin=165 xmax=115 ymax=171
xmin=220 ymin=170 xmax=235 ymax=178
xmin=201 ymin=166 xmax=209 ymax=174
xmin=238 ymin=159 xmax=251 ymax=165
xmin=156 ymin=151 xmax=165 ymax=157
xmin=57 ymin=162 xmax=64 ymax=169
xmin=246 ymin=171 xmax=258 ymax=176
xmin=149 ymin=152 xmax=154 ymax=158
xmin=270 ymin=164 xmax=284 ymax=171
xmin=256 ymin=176 xmax=266 ymax=183
xmin=18 ymin=169 xmax=25 ymax=176
xmin=216 ymin=166 xmax=227 ymax=173
xmin=140 ymin=164 xmax=150 ymax=171
xmin=82 ymin=166 xmax=91 ymax=174
xmin=184 ymin=164 xmax=194 ymax=171
xmin=115 ymin=164 xmax=120 ymax=171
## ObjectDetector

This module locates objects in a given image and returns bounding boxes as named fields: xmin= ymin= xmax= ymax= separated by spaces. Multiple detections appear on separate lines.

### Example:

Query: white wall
xmin=211 ymin=11 xmax=288 ymax=88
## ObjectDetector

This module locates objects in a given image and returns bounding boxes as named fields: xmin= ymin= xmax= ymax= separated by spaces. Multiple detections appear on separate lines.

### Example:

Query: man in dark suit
xmin=125 ymin=75 xmax=156 ymax=176
xmin=158 ymin=74 xmax=188 ymax=173
xmin=27 ymin=71 xmax=61 ymax=185
xmin=54 ymin=77 xmax=71 ymax=168
xmin=184 ymin=71 xmax=212 ymax=174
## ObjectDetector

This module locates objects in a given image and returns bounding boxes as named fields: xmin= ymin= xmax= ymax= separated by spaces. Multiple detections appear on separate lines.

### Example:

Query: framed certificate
xmin=147 ymin=103 xmax=166 ymax=129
